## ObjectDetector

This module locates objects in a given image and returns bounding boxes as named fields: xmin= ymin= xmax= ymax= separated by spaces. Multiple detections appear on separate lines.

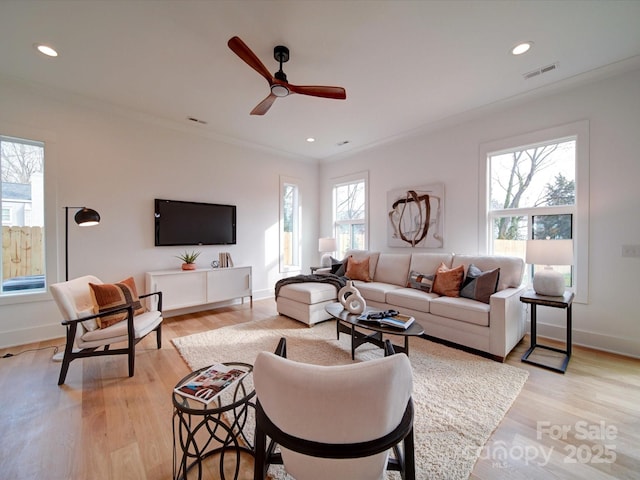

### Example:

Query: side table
xmin=172 ymin=362 xmax=255 ymax=480
xmin=520 ymin=290 xmax=575 ymax=373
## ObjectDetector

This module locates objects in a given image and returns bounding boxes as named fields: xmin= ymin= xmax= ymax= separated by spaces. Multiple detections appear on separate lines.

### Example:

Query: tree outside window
xmin=1 ymin=135 xmax=46 ymax=294
xmin=333 ymin=177 xmax=367 ymax=258
xmin=489 ymin=139 xmax=575 ymax=286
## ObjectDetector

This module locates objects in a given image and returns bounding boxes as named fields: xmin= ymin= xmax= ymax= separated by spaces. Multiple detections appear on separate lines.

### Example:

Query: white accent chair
xmin=253 ymin=338 xmax=415 ymax=480
xmin=50 ymin=275 xmax=163 ymax=385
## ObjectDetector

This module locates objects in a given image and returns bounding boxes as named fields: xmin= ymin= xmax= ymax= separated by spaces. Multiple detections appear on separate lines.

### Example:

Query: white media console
xmin=145 ymin=266 xmax=252 ymax=313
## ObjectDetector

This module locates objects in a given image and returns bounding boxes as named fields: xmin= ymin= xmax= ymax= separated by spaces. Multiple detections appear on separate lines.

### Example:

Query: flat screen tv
xmin=154 ymin=199 xmax=236 ymax=246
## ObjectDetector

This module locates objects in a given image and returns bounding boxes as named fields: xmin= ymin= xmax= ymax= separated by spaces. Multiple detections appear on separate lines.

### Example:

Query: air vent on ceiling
xmin=187 ymin=117 xmax=208 ymax=125
xmin=523 ymin=62 xmax=558 ymax=80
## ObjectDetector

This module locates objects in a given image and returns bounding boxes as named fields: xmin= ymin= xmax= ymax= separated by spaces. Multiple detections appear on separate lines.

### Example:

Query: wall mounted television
xmin=154 ymin=199 xmax=236 ymax=246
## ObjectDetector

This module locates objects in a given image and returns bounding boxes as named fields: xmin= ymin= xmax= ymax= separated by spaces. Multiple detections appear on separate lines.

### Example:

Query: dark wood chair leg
xmin=403 ymin=428 xmax=415 ymax=480
xmin=253 ymin=412 xmax=268 ymax=480
xmin=58 ymin=323 xmax=78 ymax=385
xmin=156 ymin=323 xmax=162 ymax=349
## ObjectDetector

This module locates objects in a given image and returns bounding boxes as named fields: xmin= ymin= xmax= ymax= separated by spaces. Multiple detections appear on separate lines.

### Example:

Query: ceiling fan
xmin=227 ymin=36 xmax=347 ymax=115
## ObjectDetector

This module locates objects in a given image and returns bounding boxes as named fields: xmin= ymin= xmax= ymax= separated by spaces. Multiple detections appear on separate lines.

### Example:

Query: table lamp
xmin=526 ymin=239 xmax=573 ymax=296
xmin=318 ymin=237 xmax=337 ymax=267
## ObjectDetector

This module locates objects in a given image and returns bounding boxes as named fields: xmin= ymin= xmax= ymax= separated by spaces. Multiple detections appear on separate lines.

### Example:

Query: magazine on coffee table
xmin=175 ymin=363 xmax=247 ymax=405
xmin=357 ymin=311 xmax=415 ymax=330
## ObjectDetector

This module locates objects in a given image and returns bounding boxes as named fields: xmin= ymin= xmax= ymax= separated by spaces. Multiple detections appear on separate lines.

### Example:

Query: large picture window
xmin=479 ymin=121 xmax=589 ymax=302
xmin=332 ymin=173 xmax=368 ymax=259
xmin=1 ymin=135 xmax=46 ymax=295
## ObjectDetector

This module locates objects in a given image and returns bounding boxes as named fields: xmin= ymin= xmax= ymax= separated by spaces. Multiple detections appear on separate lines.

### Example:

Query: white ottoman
xmin=276 ymin=282 xmax=338 ymax=325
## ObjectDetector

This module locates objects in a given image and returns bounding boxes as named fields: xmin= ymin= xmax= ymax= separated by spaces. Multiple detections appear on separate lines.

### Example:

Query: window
xmin=1 ymin=135 xmax=46 ymax=295
xmin=332 ymin=173 xmax=368 ymax=258
xmin=279 ymin=176 xmax=300 ymax=273
xmin=479 ymin=121 xmax=589 ymax=302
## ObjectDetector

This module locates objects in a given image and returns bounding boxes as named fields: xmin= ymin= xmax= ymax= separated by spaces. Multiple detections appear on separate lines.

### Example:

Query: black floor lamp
xmin=65 ymin=206 xmax=100 ymax=281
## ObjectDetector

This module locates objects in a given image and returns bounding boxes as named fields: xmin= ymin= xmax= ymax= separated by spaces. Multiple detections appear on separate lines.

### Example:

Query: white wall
xmin=320 ymin=68 xmax=640 ymax=358
xmin=0 ymin=76 xmax=319 ymax=348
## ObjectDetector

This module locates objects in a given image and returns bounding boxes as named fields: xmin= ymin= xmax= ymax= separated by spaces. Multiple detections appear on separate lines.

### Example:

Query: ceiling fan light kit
xmin=228 ymin=36 xmax=346 ymax=115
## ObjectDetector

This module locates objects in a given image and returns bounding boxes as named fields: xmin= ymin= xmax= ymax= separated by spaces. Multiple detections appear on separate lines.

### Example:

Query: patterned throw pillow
xmin=431 ymin=263 xmax=465 ymax=297
xmin=407 ymin=270 xmax=435 ymax=292
xmin=89 ymin=277 xmax=145 ymax=329
xmin=460 ymin=264 xmax=500 ymax=304
xmin=345 ymin=255 xmax=371 ymax=282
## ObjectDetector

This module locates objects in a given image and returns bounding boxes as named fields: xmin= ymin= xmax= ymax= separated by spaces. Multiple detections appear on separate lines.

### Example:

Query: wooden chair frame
xmin=57 ymin=291 xmax=163 ymax=385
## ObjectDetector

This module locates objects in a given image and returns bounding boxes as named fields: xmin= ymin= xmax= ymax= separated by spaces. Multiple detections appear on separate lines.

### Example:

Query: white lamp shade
xmin=526 ymin=239 xmax=573 ymax=266
xmin=526 ymin=239 xmax=573 ymax=296
xmin=318 ymin=237 xmax=337 ymax=253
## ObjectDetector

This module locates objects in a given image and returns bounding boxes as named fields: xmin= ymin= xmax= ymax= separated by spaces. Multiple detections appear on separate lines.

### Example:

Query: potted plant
xmin=176 ymin=250 xmax=201 ymax=270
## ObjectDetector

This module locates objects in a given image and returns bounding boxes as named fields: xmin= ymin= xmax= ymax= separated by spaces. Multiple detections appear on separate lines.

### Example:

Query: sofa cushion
xmin=344 ymin=250 xmax=380 ymax=280
xmin=277 ymin=282 xmax=338 ymax=305
xmin=452 ymin=255 xmax=524 ymax=291
xmin=430 ymin=296 xmax=490 ymax=327
xmin=407 ymin=270 xmax=435 ymax=292
xmin=460 ymin=264 xmax=500 ymax=304
xmin=386 ymin=288 xmax=437 ymax=313
xmin=354 ymin=282 xmax=404 ymax=303
xmin=373 ymin=253 xmax=412 ymax=286
xmin=409 ymin=253 xmax=454 ymax=277
xmin=345 ymin=256 xmax=372 ymax=282
xmin=432 ymin=263 xmax=464 ymax=297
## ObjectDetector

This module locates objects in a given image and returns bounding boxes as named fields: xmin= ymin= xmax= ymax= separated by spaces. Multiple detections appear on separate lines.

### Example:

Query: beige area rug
xmin=172 ymin=315 xmax=529 ymax=479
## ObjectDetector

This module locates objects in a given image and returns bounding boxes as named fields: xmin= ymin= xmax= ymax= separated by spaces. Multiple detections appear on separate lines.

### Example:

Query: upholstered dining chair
xmin=50 ymin=275 xmax=163 ymax=385
xmin=253 ymin=338 xmax=415 ymax=480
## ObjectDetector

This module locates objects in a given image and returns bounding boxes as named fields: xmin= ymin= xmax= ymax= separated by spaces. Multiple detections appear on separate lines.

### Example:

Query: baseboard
xmin=0 ymin=323 xmax=64 ymax=350
xmin=531 ymin=321 xmax=640 ymax=359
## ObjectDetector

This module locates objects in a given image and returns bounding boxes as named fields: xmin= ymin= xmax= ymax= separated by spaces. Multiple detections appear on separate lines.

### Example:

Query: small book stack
xmin=219 ymin=252 xmax=234 ymax=268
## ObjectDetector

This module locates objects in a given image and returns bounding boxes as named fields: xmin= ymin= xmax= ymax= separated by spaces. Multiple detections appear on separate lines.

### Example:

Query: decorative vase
xmin=338 ymin=280 xmax=366 ymax=314
xmin=182 ymin=263 xmax=196 ymax=271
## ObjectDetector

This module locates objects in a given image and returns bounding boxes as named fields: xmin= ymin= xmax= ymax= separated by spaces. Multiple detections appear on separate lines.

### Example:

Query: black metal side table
xmin=520 ymin=290 xmax=575 ymax=374
xmin=172 ymin=362 xmax=255 ymax=480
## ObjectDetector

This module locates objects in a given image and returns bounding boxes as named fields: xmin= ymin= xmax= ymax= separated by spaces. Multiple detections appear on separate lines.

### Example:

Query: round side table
xmin=172 ymin=362 xmax=255 ymax=480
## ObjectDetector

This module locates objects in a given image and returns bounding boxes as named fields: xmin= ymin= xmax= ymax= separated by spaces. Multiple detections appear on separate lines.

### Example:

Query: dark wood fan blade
xmin=250 ymin=94 xmax=277 ymax=115
xmin=288 ymin=84 xmax=346 ymax=99
xmin=228 ymin=36 xmax=273 ymax=84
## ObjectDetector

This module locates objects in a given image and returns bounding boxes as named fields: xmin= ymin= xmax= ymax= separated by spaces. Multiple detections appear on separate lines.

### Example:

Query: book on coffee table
xmin=357 ymin=312 xmax=415 ymax=330
xmin=175 ymin=363 xmax=247 ymax=404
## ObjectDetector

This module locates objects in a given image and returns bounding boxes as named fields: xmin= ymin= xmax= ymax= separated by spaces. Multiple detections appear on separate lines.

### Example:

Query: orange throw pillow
xmin=345 ymin=255 xmax=371 ymax=282
xmin=431 ymin=263 xmax=464 ymax=297
xmin=89 ymin=277 xmax=145 ymax=329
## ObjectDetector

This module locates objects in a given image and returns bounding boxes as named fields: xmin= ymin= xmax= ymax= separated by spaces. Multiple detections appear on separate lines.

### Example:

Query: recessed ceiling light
xmin=35 ymin=44 xmax=58 ymax=57
xmin=511 ymin=42 xmax=533 ymax=56
xmin=306 ymin=137 xmax=315 ymax=143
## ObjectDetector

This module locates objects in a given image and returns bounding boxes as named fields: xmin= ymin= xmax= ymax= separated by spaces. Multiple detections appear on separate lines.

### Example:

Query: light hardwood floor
xmin=0 ymin=299 xmax=638 ymax=479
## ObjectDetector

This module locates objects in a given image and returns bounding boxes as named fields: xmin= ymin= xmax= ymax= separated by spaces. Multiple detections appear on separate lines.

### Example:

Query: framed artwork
xmin=387 ymin=183 xmax=444 ymax=248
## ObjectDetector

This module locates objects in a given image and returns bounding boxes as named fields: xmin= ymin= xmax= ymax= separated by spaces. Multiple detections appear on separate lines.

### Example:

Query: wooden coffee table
xmin=325 ymin=302 xmax=425 ymax=359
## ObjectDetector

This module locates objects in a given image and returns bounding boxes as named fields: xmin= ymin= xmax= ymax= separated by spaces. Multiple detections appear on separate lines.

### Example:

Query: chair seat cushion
xmin=81 ymin=310 xmax=162 ymax=343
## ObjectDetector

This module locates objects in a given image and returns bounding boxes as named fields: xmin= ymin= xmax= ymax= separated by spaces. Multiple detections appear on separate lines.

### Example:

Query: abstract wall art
xmin=387 ymin=183 xmax=444 ymax=248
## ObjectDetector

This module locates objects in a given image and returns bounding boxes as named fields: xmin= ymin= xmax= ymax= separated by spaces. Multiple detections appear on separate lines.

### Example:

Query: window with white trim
xmin=479 ymin=121 xmax=589 ymax=302
xmin=1 ymin=135 xmax=46 ymax=295
xmin=332 ymin=172 xmax=368 ymax=259
xmin=279 ymin=176 xmax=301 ymax=273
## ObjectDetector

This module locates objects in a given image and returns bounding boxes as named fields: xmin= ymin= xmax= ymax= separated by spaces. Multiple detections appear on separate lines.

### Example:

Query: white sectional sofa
xmin=276 ymin=250 xmax=527 ymax=361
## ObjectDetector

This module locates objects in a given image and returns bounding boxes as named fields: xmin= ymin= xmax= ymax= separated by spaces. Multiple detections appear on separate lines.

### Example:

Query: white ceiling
xmin=1 ymin=0 xmax=640 ymax=161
